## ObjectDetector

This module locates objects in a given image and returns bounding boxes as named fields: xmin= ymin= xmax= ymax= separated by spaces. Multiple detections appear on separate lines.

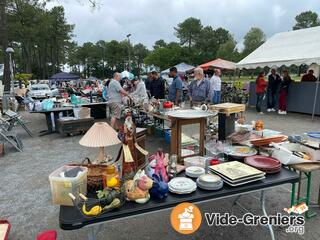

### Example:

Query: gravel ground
xmin=0 ymin=108 xmax=319 ymax=240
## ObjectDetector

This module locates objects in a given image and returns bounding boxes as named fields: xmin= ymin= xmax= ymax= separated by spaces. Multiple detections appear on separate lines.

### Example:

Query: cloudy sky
xmin=48 ymin=0 xmax=320 ymax=49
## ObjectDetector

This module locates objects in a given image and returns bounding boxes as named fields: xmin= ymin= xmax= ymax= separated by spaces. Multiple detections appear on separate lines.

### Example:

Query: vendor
xmin=301 ymin=69 xmax=317 ymax=82
xmin=189 ymin=67 xmax=210 ymax=106
xmin=131 ymin=77 xmax=148 ymax=101
xmin=109 ymin=72 xmax=130 ymax=130
xmin=168 ymin=67 xmax=183 ymax=105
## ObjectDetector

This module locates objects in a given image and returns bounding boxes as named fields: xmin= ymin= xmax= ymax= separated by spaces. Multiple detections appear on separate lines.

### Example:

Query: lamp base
xmin=96 ymin=147 xmax=106 ymax=164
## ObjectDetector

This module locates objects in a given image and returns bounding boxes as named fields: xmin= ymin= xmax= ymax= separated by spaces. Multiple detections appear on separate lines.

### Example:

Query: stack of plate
xmin=168 ymin=177 xmax=197 ymax=194
xmin=244 ymin=155 xmax=281 ymax=174
xmin=196 ymin=174 xmax=223 ymax=191
xmin=186 ymin=166 xmax=205 ymax=178
xmin=209 ymin=161 xmax=266 ymax=187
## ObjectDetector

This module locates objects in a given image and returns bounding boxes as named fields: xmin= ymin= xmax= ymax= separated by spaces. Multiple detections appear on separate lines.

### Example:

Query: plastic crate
xmin=49 ymin=165 xmax=87 ymax=206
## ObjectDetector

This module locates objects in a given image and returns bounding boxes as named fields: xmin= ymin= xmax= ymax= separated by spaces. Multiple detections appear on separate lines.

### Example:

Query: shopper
xmin=301 ymin=69 xmax=317 ymax=82
xmin=108 ymin=72 xmax=130 ymax=130
xmin=255 ymin=72 xmax=268 ymax=114
xmin=267 ymin=68 xmax=281 ymax=112
xmin=131 ymin=77 xmax=148 ymax=101
xmin=189 ymin=67 xmax=211 ymax=106
xmin=168 ymin=67 xmax=183 ymax=105
xmin=149 ymin=71 xmax=165 ymax=99
xmin=209 ymin=69 xmax=222 ymax=104
xmin=278 ymin=70 xmax=293 ymax=115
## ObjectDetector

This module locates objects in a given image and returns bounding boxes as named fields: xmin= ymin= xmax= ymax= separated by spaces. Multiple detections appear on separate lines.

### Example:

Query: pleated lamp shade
xmin=79 ymin=122 xmax=121 ymax=147
xmin=79 ymin=122 xmax=121 ymax=163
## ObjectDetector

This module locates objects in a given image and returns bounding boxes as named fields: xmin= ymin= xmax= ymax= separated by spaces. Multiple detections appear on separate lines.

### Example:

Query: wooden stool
xmin=290 ymin=163 xmax=320 ymax=218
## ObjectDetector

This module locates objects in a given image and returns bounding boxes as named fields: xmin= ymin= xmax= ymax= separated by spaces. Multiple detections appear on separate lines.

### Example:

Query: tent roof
xmin=237 ymin=26 xmax=320 ymax=69
xmin=198 ymin=58 xmax=236 ymax=71
xmin=161 ymin=62 xmax=195 ymax=75
xmin=49 ymin=72 xmax=80 ymax=81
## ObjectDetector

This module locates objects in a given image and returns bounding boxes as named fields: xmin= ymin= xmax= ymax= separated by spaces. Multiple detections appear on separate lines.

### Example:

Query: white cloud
xmin=47 ymin=0 xmax=320 ymax=48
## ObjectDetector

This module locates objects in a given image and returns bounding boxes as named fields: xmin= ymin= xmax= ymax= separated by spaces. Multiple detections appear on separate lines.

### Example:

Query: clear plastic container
xmin=183 ymin=156 xmax=206 ymax=168
xmin=49 ymin=165 xmax=88 ymax=206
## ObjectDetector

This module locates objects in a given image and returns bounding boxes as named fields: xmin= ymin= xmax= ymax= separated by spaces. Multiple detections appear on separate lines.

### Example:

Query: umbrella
xmin=121 ymin=71 xmax=134 ymax=80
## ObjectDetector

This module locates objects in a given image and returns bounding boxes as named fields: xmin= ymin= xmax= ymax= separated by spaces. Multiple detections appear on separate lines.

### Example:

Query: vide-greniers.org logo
xmin=205 ymin=213 xmax=305 ymax=235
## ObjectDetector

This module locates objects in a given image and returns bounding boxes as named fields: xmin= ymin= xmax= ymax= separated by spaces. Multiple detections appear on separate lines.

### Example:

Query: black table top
xmin=59 ymin=167 xmax=298 ymax=230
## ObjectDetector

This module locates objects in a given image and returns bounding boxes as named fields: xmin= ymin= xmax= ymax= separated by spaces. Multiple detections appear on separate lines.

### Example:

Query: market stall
xmin=49 ymin=92 xmax=320 ymax=240
xmin=160 ymin=62 xmax=195 ymax=76
xmin=197 ymin=58 xmax=236 ymax=71
xmin=237 ymin=26 xmax=320 ymax=119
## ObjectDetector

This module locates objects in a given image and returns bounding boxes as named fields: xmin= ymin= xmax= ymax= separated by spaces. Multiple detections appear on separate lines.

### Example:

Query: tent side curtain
xmin=236 ymin=26 xmax=320 ymax=70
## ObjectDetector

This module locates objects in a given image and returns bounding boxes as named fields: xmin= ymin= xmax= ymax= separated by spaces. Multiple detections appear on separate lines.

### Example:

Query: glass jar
xmin=103 ymin=164 xmax=120 ymax=189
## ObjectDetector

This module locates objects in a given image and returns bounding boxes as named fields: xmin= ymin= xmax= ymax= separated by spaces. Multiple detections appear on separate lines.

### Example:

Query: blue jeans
xmin=256 ymin=93 xmax=264 ymax=112
xmin=212 ymin=91 xmax=221 ymax=104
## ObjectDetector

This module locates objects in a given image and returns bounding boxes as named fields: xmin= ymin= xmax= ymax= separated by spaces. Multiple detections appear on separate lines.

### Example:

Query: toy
xmin=125 ymin=170 xmax=153 ymax=203
xmin=255 ymin=120 xmax=264 ymax=131
xmin=149 ymin=173 xmax=169 ymax=200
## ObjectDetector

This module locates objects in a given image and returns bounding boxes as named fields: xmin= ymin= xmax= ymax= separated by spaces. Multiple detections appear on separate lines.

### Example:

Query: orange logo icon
xmin=170 ymin=202 xmax=202 ymax=234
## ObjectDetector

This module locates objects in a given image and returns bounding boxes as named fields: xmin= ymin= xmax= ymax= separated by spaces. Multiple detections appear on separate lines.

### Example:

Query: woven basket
xmin=69 ymin=158 xmax=109 ymax=191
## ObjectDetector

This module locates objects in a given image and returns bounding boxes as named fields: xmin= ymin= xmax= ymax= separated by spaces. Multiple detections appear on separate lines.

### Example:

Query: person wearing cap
xmin=189 ymin=67 xmax=211 ymax=106
xmin=149 ymin=71 xmax=165 ymax=99
xmin=108 ymin=72 xmax=130 ymax=130
xmin=209 ymin=69 xmax=222 ymax=104
xmin=131 ymin=77 xmax=148 ymax=101
xmin=168 ymin=67 xmax=183 ymax=105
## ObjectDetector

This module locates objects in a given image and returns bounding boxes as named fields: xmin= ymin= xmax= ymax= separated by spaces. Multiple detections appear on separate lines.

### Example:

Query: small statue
xmin=125 ymin=170 xmax=153 ymax=204
xmin=154 ymin=153 xmax=169 ymax=183
xmin=149 ymin=173 xmax=169 ymax=200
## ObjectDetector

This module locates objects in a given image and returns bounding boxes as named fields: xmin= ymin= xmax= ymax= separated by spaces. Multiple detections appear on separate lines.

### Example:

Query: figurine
xmin=255 ymin=120 xmax=264 ymax=131
xmin=154 ymin=153 xmax=169 ymax=183
xmin=125 ymin=170 xmax=153 ymax=204
xmin=167 ymin=154 xmax=178 ymax=179
xmin=150 ymin=173 xmax=169 ymax=200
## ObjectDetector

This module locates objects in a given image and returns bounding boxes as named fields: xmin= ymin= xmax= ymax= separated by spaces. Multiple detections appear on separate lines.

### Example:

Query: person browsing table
xmin=189 ymin=67 xmax=211 ymax=106
xmin=168 ymin=67 xmax=183 ymax=105
xmin=108 ymin=72 xmax=130 ymax=130
xmin=210 ymin=69 xmax=222 ymax=104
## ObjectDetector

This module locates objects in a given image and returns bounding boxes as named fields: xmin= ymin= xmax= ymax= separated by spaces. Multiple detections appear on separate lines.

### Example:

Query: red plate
xmin=245 ymin=155 xmax=281 ymax=170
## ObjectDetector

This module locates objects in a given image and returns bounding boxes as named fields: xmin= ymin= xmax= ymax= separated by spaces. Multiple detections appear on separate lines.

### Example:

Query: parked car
xmin=28 ymin=84 xmax=52 ymax=99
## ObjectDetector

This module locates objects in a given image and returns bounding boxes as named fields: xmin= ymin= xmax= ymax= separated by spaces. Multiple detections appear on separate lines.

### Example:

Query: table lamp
xmin=79 ymin=122 xmax=121 ymax=163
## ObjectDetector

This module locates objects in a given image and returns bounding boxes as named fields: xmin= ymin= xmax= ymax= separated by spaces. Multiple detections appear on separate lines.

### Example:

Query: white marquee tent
xmin=236 ymin=26 xmax=320 ymax=119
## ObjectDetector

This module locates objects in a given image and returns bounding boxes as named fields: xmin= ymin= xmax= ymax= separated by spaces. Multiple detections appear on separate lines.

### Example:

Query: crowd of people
xmin=255 ymin=68 xmax=318 ymax=115
xmin=105 ymin=67 xmax=223 ymax=129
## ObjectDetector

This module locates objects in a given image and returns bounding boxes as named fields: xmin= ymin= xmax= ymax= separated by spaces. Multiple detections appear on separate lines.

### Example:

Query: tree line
xmin=1 ymin=1 xmax=320 ymax=91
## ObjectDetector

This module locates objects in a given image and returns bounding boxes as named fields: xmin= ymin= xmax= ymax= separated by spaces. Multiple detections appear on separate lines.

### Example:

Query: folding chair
xmin=0 ymin=123 xmax=23 ymax=152
xmin=2 ymin=110 xmax=33 ymax=137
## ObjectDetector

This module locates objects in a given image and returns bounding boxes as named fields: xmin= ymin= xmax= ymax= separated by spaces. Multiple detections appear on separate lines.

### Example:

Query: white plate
xmin=168 ymin=177 xmax=197 ymax=192
xmin=186 ymin=166 xmax=205 ymax=178
xmin=169 ymin=185 xmax=197 ymax=194
xmin=166 ymin=109 xmax=217 ymax=119
xmin=197 ymin=179 xmax=223 ymax=190
xmin=197 ymin=174 xmax=222 ymax=184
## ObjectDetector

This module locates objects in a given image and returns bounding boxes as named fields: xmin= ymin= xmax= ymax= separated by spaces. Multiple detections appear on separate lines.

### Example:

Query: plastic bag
xmin=42 ymin=99 xmax=54 ymax=110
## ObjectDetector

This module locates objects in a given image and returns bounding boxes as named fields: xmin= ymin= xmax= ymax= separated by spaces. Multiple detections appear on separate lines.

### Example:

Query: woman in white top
xmin=131 ymin=77 xmax=148 ymax=101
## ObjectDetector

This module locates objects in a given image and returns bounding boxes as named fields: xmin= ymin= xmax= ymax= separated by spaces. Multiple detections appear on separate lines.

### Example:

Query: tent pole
xmin=312 ymin=71 xmax=320 ymax=120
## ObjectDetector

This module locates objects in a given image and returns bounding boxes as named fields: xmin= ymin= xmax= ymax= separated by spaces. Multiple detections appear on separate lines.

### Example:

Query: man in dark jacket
xmin=149 ymin=71 xmax=165 ymax=99
xmin=267 ymin=68 xmax=281 ymax=112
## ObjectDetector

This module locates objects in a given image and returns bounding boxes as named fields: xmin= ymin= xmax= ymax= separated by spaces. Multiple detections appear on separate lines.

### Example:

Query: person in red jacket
xmin=255 ymin=72 xmax=268 ymax=114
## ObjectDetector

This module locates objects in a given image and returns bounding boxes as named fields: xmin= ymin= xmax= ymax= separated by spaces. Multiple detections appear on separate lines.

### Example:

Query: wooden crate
xmin=210 ymin=103 xmax=245 ymax=116
xmin=56 ymin=118 xmax=94 ymax=136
